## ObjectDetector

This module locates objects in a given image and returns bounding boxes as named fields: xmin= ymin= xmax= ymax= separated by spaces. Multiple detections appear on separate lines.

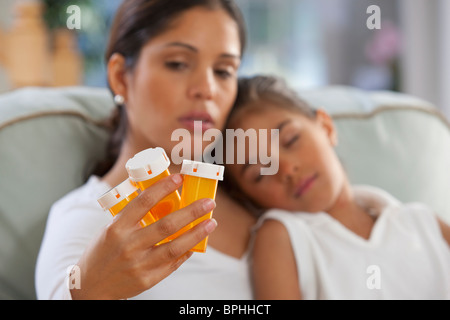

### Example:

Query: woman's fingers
xmin=144 ymin=218 xmax=217 ymax=275
xmin=74 ymin=174 xmax=218 ymax=299
xmin=158 ymin=218 xmax=218 ymax=261
xmin=116 ymin=217 xmax=217 ymax=294
xmin=137 ymin=198 xmax=216 ymax=246
xmin=112 ymin=171 xmax=217 ymax=249
xmin=114 ymin=174 xmax=183 ymax=228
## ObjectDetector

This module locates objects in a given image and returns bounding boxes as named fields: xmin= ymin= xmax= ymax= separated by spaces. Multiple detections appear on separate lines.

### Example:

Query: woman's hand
xmin=70 ymin=173 xmax=217 ymax=300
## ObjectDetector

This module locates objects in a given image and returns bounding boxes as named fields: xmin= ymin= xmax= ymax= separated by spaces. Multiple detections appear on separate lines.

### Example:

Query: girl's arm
xmin=252 ymin=219 xmax=302 ymax=300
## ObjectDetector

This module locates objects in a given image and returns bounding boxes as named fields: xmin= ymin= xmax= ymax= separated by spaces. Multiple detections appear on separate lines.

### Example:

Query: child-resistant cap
xmin=98 ymin=178 xmax=139 ymax=210
xmin=180 ymin=160 xmax=224 ymax=181
xmin=126 ymin=147 xmax=171 ymax=182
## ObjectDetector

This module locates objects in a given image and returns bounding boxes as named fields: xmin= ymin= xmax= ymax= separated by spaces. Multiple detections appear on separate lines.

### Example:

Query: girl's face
xmin=228 ymin=105 xmax=348 ymax=213
xmin=118 ymin=7 xmax=242 ymax=154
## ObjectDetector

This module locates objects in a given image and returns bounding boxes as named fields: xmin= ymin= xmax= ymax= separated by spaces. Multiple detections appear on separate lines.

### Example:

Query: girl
xmin=224 ymin=75 xmax=450 ymax=299
xmin=36 ymin=0 xmax=256 ymax=300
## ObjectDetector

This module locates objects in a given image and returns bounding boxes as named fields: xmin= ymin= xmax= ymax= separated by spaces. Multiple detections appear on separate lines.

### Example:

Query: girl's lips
xmin=178 ymin=112 xmax=215 ymax=132
xmin=294 ymin=173 xmax=319 ymax=198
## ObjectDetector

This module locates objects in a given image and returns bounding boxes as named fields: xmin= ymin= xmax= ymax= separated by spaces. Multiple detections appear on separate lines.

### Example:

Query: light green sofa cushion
xmin=333 ymin=107 xmax=450 ymax=222
xmin=300 ymin=87 xmax=450 ymax=224
xmin=0 ymin=85 xmax=448 ymax=300
xmin=0 ymin=86 xmax=114 ymax=299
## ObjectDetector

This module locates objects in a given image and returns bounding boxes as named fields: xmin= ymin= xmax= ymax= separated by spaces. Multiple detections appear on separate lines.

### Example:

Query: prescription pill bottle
xmin=126 ymin=147 xmax=181 ymax=235
xmin=97 ymin=178 xmax=154 ymax=225
xmin=179 ymin=160 xmax=224 ymax=253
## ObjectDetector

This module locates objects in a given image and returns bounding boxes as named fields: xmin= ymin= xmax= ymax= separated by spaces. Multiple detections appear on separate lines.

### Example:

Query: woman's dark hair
xmin=221 ymin=75 xmax=317 ymax=215
xmin=94 ymin=0 xmax=247 ymax=176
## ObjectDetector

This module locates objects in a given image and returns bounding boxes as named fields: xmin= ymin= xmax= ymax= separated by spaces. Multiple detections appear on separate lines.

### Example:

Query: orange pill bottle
xmin=126 ymin=148 xmax=181 ymax=241
xmin=179 ymin=160 xmax=224 ymax=253
xmin=97 ymin=178 xmax=154 ymax=226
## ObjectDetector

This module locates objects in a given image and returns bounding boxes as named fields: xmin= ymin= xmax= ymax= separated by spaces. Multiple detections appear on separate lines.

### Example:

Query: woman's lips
xmin=178 ymin=112 xmax=215 ymax=132
xmin=294 ymin=173 xmax=319 ymax=198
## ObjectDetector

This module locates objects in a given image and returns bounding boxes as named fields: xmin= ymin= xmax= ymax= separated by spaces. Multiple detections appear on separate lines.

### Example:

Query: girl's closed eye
xmin=246 ymin=165 xmax=265 ymax=183
xmin=253 ymin=172 xmax=264 ymax=183
xmin=283 ymin=133 xmax=300 ymax=148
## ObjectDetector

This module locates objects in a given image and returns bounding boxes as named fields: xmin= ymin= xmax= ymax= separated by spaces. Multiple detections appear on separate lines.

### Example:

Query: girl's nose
xmin=188 ymin=69 xmax=216 ymax=100
xmin=278 ymin=157 xmax=299 ymax=183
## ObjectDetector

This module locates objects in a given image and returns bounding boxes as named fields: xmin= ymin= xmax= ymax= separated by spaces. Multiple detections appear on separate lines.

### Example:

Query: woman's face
xmin=227 ymin=105 xmax=348 ymax=213
xmin=123 ymin=7 xmax=242 ymax=155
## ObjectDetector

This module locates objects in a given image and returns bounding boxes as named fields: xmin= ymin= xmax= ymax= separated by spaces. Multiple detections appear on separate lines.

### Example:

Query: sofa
xmin=0 ymin=85 xmax=449 ymax=300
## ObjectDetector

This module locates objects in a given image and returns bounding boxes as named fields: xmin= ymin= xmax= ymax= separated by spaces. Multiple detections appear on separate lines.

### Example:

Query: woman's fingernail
xmin=205 ymin=219 xmax=218 ymax=233
xmin=202 ymin=198 xmax=216 ymax=211
xmin=171 ymin=174 xmax=182 ymax=184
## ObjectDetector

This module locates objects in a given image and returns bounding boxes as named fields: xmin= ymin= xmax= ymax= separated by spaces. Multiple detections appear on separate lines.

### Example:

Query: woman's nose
xmin=188 ymin=69 xmax=216 ymax=100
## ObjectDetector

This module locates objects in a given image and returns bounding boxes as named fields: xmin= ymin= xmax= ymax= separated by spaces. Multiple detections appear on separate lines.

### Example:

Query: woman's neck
xmin=101 ymin=142 xmax=136 ymax=187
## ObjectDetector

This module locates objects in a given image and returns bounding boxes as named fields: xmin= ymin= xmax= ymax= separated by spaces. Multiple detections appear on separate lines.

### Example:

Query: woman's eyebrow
xmin=220 ymin=53 xmax=241 ymax=60
xmin=165 ymin=41 xmax=197 ymax=52
xmin=165 ymin=42 xmax=240 ymax=60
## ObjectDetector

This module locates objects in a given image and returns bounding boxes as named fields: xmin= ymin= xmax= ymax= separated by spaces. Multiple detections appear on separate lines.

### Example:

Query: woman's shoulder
xmin=48 ymin=175 xmax=112 ymax=227
xmin=52 ymin=176 xmax=110 ymax=210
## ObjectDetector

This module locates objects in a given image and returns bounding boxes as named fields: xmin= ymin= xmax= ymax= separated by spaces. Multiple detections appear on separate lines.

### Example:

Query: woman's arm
xmin=252 ymin=219 xmax=302 ymax=300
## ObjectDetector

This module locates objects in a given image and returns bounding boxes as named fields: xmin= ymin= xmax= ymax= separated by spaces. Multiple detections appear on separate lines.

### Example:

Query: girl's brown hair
xmin=226 ymin=75 xmax=316 ymax=129
xmin=95 ymin=0 xmax=247 ymax=176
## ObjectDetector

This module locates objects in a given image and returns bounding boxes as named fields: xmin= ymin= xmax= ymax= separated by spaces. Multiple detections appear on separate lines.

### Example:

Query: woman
xmin=35 ymin=0 xmax=255 ymax=300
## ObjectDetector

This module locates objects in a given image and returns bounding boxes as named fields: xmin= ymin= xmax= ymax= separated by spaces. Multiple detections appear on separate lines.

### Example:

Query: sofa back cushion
xmin=0 ymin=87 xmax=114 ymax=299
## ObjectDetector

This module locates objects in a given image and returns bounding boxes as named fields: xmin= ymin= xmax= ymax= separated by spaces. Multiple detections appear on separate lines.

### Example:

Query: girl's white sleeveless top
xmin=258 ymin=185 xmax=450 ymax=300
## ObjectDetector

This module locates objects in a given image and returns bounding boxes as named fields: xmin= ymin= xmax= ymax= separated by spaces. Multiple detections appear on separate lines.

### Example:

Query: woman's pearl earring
xmin=114 ymin=94 xmax=125 ymax=105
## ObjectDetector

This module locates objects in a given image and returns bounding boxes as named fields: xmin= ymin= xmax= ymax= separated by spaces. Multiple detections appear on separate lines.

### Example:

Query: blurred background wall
xmin=0 ymin=0 xmax=448 ymax=120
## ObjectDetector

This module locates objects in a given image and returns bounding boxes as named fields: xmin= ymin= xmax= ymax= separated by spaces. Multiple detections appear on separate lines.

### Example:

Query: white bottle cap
xmin=180 ymin=160 xmax=224 ymax=181
xmin=97 ymin=178 xmax=139 ymax=210
xmin=126 ymin=147 xmax=171 ymax=182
